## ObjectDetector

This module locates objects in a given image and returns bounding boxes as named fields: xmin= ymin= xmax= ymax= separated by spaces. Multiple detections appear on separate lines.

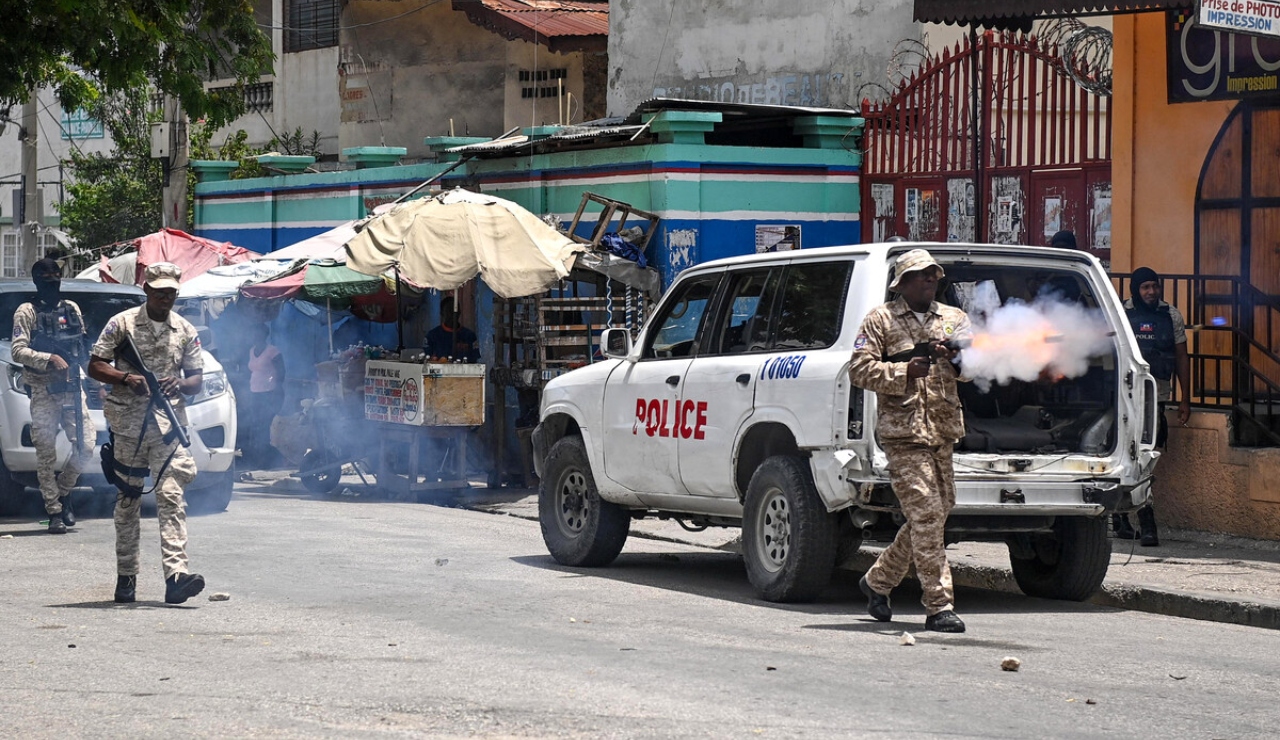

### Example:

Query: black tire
xmin=300 ymin=449 xmax=341 ymax=494
xmin=539 ymin=436 xmax=629 ymax=567
xmin=742 ymin=456 xmax=838 ymax=603
xmin=1008 ymin=516 xmax=1110 ymax=601
xmin=187 ymin=471 xmax=235 ymax=515
xmin=0 ymin=459 xmax=30 ymax=517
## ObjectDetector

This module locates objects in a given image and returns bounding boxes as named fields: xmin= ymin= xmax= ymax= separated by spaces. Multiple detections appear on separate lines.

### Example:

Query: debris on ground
xmin=208 ymin=593 xmax=231 ymax=602
xmin=435 ymin=558 xmax=449 ymax=566
xmin=1085 ymin=699 xmax=1097 ymax=705
xmin=1001 ymin=656 xmax=1021 ymax=671
xmin=899 ymin=632 xmax=916 ymax=646
xmin=0 ymin=534 xmax=12 ymax=539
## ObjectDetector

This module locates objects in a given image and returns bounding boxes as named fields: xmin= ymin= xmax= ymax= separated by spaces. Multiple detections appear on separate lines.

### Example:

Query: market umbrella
xmin=343 ymin=188 xmax=585 ymax=299
xmin=240 ymin=259 xmax=383 ymax=304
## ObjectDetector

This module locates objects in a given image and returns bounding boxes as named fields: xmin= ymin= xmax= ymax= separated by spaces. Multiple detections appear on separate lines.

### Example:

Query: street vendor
xmin=424 ymin=297 xmax=479 ymax=362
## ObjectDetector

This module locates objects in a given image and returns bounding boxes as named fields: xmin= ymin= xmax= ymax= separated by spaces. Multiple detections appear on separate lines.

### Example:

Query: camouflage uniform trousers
xmin=30 ymin=385 xmax=95 ymax=515
xmin=112 ymin=424 xmax=198 ymax=579
xmin=865 ymin=442 xmax=958 ymax=615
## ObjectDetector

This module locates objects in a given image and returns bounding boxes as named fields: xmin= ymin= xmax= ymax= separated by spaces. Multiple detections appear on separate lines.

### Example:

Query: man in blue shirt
xmin=424 ymin=297 xmax=479 ymax=362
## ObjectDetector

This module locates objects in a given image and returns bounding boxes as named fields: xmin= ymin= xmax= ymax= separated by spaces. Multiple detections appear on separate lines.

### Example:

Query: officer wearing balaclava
xmin=10 ymin=258 xmax=96 ymax=533
xmin=1116 ymin=266 xmax=1190 ymax=547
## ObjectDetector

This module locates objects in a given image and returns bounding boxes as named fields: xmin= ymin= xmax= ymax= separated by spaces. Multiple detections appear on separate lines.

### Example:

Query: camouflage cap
xmin=143 ymin=261 xmax=182 ymax=290
xmin=888 ymin=248 xmax=944 ymax=291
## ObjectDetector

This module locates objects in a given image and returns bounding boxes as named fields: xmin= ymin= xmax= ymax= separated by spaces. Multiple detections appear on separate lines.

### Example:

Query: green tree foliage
xmin=1 ymin=0 xmax=273 ymax=128
xmin=58 ymin=90 xmax=163 ymax=251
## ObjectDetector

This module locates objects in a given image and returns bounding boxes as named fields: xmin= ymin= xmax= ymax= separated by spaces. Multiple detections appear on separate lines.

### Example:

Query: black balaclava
xmin=1130 ymin=266 xmax=1160 ymax=312
xmin=31 ymin=258 xmax=62 ymax=306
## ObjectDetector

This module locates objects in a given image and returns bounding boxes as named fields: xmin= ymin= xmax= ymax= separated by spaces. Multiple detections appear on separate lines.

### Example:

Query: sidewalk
xmin=256 ymin=472 xmax=1280 ymax=630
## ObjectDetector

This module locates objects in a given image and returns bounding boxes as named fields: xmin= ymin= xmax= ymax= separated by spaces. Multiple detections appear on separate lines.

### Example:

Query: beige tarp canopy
xmin=343 ymin=189 xmax=585 ymax=299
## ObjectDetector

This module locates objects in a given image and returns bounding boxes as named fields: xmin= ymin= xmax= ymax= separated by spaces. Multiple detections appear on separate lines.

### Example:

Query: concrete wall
xmin=1111 ymin=13 xmax=1234 ymax=276
xmin=1160 ymin=410 xmax=1280 ymax=538
xmin=339 ymin=1 xmax=506 ymax=157
xmin=503 ymin=44 xmax=587 ymax=131
xmin=607 ymin=0 xmax=917 ymax=115
xmin=209 ymin=0 xmax=341 ymax=155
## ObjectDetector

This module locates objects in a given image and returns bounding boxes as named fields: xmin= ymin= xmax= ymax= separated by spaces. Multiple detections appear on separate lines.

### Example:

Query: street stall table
xmin=364 ymin=359 xmax=486 ymax=498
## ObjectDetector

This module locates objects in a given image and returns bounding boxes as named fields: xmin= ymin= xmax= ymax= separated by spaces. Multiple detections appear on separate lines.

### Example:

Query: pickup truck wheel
xmin=539 ymin=436 xmax=629 ymax=567
xmin=742 ymin=456 xmax=838 ymax=603
xmin=1008 ymin=516 xmax=1110 ymax=601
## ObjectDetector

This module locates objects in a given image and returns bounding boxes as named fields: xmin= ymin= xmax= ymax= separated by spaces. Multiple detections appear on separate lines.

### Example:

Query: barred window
xmin=286 ymin=0 xmax=340 ymax=52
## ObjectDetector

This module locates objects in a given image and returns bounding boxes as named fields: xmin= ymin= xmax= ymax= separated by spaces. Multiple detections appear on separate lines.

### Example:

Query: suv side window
xmin=642 ymin=273 xmax=721 ymax=360
xmin=708 ymin=268 xmax=778 ymax=355
xmin=773 ymin=261 xmax=853 ymax=350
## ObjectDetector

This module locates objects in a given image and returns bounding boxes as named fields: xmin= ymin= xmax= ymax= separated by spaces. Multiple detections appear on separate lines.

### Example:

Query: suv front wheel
xmin=539 ymin=436 xmax=630 ymax=567
xmin=742 ymin=456 xmax=838 ymax=603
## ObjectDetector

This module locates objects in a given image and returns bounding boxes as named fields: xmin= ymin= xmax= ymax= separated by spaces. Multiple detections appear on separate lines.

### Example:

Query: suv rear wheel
xmin=1008 ymin=516 xmax=1110 ymax=601
xmin=742 ymin=456 xmax=838 ymax=603
xmin=539 ymin=436 xmax=630 ymax=567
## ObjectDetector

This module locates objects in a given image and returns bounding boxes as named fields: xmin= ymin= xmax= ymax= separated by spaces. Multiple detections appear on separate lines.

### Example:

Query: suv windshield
xmin=0 ymin=287 xmax=145 ymax=341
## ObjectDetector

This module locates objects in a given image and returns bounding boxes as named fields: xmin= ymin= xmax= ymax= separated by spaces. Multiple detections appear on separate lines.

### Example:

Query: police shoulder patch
xmin=942 ymin=322 xmax=955 ymax=336
xmin=854 ymin=333 xmax=868 ymax=350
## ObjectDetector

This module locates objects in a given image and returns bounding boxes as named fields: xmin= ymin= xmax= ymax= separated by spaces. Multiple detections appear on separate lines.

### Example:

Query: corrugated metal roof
xmin=914 ymin=0 xmax=1183 ymax=25
xmin=453 ymin=0 xmax=607 ymax=51
xmin=446 ymin=124 xmax=643 ymax=154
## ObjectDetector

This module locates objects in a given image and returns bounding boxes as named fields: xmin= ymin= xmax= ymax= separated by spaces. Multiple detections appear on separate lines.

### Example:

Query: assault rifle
xmin=883 ymin=337 xmax=972 ymax=364
xmin=116 ymin=334 xmax=191 ymax=448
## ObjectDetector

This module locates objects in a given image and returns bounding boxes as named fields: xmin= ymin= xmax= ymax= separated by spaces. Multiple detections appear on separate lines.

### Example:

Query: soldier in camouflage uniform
xmin=849 ymin=249 xmax=971 ymax=633
xmin=11 ymin=258 xmax=95 ymax=534
xmin=88 ymin=263 xmax=205 ymax=605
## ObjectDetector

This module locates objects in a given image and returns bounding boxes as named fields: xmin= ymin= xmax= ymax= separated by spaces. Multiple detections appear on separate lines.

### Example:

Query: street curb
xmin=474 ymin=503 xmax=1280 ymax=631
xmin=843 ymin=550 xmax=1280 ymax=631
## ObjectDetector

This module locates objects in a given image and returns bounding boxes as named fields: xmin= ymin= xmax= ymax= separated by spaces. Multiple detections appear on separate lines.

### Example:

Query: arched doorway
xmin=1195 ymin=100 xmax=1280 ymax=435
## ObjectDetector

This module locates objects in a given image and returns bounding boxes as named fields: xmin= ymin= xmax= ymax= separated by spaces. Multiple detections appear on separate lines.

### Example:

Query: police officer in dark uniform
xmin=1120 ymin=266 xmax=1190 ymax=546
xmin=11 ymin=258 xmax=95 ymax=533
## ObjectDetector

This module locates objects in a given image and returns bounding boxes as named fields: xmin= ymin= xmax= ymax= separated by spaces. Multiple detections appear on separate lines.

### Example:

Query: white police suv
xmin=0 ymin=280 xmax=238 ymax=516
xmin=533 ymin=242 xmax=1161 ymax=603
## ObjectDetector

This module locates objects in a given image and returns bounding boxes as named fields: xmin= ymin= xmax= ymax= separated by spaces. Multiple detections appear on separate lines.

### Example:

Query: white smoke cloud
xmin=960 ymin=280 xmax=1114 ymax=391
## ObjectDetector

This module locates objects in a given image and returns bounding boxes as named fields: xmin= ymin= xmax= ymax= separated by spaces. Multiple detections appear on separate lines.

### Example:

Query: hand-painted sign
xmin=1199 ymin=0 xmax=1280 ymax=39
xmin=1168 ymin=9 xmax=1280 ymax=102
xmin=633 ymin=398 xmax=708 ymax=439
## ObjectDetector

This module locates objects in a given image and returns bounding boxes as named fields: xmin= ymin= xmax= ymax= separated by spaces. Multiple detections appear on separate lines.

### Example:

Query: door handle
xmin=666 ymin=375 xmax=680 ymax=386
xmin=735 ymin=373 xmax=751 ymax=385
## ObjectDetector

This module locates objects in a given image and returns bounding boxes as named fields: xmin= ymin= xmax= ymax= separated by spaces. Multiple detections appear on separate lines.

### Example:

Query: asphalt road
xmin=2 ymin=483 xmax=1278 ymax=739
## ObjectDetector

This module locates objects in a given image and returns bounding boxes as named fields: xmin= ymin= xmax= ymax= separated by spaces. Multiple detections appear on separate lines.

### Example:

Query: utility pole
xmin=20 ymin=95 xmax=40 ymax=268
xmin=158 ymin=95 xmax=189 ymax=230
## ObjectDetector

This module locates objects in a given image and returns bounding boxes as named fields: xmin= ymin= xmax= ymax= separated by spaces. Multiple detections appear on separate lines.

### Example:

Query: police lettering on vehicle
xmin=759 ymin=354 xmax=807 ymax=380
xmin=633 ymin=397 xmax=708 ymax=439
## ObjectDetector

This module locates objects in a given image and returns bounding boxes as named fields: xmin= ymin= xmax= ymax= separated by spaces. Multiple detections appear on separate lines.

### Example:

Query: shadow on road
xmin=49 ymin=600 xmax=197 ymax=610
xmin=510 ymin=551 xmax=1122 ymax=621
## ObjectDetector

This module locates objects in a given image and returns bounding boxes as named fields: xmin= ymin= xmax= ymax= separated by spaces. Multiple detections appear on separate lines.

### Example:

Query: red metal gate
xmin=861 ymin=31 xmax=1112 ymax=262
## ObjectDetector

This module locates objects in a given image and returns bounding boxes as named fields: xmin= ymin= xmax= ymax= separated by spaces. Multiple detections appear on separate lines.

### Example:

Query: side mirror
xmin=600 ymin=328 xmax=633 ymax=359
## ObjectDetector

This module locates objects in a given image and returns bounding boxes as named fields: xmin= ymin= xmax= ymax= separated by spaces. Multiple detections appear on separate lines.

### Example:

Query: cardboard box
xmin=364 ymin=360 xmax=486 ymax=426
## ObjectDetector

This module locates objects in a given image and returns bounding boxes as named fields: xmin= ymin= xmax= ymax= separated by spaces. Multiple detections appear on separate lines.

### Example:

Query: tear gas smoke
xmin=960 ymin=280 xmax=1114 ymax=392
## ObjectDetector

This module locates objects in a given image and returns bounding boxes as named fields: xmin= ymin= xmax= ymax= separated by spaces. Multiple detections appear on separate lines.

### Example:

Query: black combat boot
xmin=859 ymin=575 xmax=893 ymax=622
xmin=59 ymin=496 xmax=75 ymax=527
xmin=165 ymin=573 xmax=206 ymax=604
xmin=925 ymin=610 xmax=966 ymax=633
xmin=1137 ymin=505 xmax=1159 ymax=547
xmin=47 ymin=513 xmax=67 ymax=534
xmin=114 ymin=575 xmax=136 ymax=603
xmin=1112 ymin=514 xmax=1137 ymax=539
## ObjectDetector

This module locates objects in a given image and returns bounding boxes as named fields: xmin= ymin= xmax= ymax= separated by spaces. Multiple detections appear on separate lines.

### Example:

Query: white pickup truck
xmin=0 ymin=280 xmax=238 ymax=516
xmin=533 ymin=242 xmax=1160 ymax=603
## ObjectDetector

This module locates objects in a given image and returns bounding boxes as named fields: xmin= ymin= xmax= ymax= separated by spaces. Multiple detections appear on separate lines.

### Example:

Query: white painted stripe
xmin=482 ymin=171 xmax=859 ymax=191
xmin=545 ymin=210 xmax=859 ymax=223
xmin=196 ymin=220 xmax=352 ymax=231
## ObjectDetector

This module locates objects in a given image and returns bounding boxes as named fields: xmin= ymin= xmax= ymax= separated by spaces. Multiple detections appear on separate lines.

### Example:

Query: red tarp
xmin=130 ymin=228 xmax=259 ymax=284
